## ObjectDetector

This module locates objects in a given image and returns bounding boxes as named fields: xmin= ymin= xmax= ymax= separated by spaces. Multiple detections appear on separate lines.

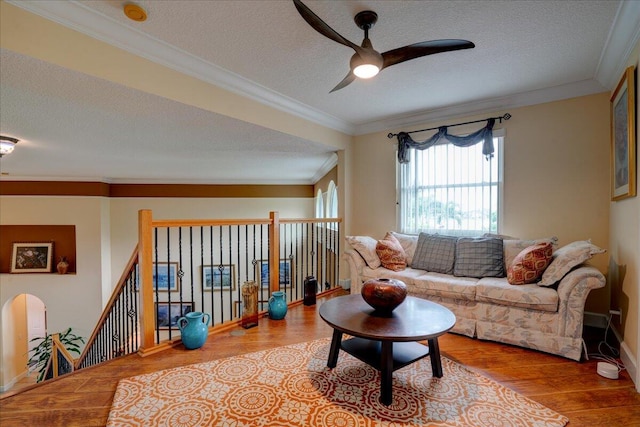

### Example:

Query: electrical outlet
xmin=609 ymin=309 xmax=622 ymax=325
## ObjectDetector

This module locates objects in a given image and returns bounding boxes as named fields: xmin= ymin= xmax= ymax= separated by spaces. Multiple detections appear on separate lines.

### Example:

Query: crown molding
xmin=355 ymin=79 xmax=607 ymax=136
xmin=311 ymin=153 xmax=338 ymax=185
xmin=595 ymin=0 xmax=640 ymax=90
xmin=7 ymin=0 xmax=354 ymax=135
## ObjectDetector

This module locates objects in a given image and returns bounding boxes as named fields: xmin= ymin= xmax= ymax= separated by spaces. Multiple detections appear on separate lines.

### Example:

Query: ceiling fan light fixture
xmin=350 ymin=51 xmax=383 ymax=79
xmin=353 ymin=64 xmax=380 ymax=79
xmin=0 ymin=136 xmax=19 ymax=157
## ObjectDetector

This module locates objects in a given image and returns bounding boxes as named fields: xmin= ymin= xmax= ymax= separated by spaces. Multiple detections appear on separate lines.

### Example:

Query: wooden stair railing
xmin=74 ymin=210 xmax=342 ymax=367
xmin=43 ymin=333 xmax=76 ymax=381
xmin=75 ymin=246 xmax=140 ymax=370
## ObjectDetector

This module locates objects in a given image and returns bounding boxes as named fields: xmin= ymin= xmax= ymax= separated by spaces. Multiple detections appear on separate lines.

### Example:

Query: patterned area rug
xmin=107 ymin=338 xmax=568 ymax=426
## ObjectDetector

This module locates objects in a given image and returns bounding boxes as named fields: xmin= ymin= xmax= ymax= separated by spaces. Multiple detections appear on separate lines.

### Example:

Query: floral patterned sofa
xmin=344 ymin=232 xmax=606 ymax=361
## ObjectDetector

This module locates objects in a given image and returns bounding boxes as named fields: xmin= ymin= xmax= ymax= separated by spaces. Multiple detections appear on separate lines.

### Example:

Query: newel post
xmin=138 ymin=209 xmax=155 ymax=353
xmin=269 ymin=211 xmax=280 ymax=293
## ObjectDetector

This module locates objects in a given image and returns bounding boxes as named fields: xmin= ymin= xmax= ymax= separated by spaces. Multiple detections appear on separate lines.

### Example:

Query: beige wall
xmin=0 ymin=197 xmax=105 ymax=340
xmin=609 ymin=38 xmax=640 ymax=382
xmin=0 ymin=197 xmax=105 ymax=388
xmin=350 ymin=93 xmax=611 ymax=313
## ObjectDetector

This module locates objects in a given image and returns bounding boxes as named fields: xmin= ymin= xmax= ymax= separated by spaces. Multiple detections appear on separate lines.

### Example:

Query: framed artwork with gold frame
xmin=610 ymin=66 xmax=636 ymax=201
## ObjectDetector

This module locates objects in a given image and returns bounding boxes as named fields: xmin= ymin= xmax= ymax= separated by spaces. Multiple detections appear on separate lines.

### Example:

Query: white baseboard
xmin=0 ymin=369 xmax=27 ymax=393
xmin=620 ymin=340 xmax=638 ymax=390
xmin=588 ymin=316 xmax=638 ymax=390
xmin=339 ymin=279 xmax=351 ymax=290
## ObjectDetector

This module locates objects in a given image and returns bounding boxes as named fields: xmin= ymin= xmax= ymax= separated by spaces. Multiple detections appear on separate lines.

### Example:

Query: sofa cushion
xmin=346 ymin=236 xmax=381 ymax=269
xmin=503 ymin=237 xmax=558 ymax=269
xmin=507 ymin=242 xmax=553 ymax=285
xmin=453 ymin=237 xmax=504 ymax=278
xmin=375 ymin=233 xmax=406 ymax=271
xmin=390 ymin=232 xmax=419 ymax=265
xmin=411 ymin=233 xmax=457 ymax=274
xmin=476 ymin=277 xmax=558 ymax=312
xmin=413 ymin=272 xmax=478 ymax=301
xmin=538 ymin=240 xmax=606 ymax=286
xmin=361 ymin=266 xmax=425 ymax=285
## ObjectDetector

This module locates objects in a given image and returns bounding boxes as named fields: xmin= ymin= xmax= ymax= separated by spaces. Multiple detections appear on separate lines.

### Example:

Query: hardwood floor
xmin=1 ymin=292 xmax=639 ymax=426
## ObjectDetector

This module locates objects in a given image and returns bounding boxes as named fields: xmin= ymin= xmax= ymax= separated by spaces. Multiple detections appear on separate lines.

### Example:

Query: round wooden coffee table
xmin=319 ymin=294 xmax=456 ymax=405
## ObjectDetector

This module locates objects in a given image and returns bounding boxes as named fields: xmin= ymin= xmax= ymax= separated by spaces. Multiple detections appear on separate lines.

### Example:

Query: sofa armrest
xmin=555 ymin=265 xmax=605 ymax=338
xmin=343 ymin=250 xmax=367 ymax=294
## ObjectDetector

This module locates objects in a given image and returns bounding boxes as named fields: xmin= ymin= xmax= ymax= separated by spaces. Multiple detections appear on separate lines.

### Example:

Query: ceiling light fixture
xmin=124 ymin=4 xmax=147 ymax=22
xmin=351 ymin=51 xmax=383 ymax=79
xmin=0 ymin=136 xmax=19 ymax=158
xmin=349 ymin=12 xmax=383 ymax=79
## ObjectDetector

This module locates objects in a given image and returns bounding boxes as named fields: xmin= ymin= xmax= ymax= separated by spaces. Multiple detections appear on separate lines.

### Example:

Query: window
xmin=315 ymin=189 xmax=324 ymax=218
xmin=398 ymin=134 xmax=503 ymax=236
xmin=326 ymin=181 xmax=338 ymax=219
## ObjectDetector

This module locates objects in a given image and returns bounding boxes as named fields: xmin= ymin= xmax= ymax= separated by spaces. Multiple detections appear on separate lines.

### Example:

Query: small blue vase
xmin=178 ymin=311 xmax=211 ymax=350
xmin=268 ymin=291 xmax=288 ymax=320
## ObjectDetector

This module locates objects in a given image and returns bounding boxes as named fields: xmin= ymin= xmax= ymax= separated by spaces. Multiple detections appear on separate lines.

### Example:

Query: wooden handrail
xmin=280 ymin=218 xmax=342 ymax=224
xmin=151 ymin=218 xmax=272 ymax=227
xmin=75 ymin=246 xmax=139 ymax=369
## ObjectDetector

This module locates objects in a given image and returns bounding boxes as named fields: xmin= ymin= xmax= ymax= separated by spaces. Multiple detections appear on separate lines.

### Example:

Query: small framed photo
xmin=202 ymin=264 xmax=236 ymax=291
xmin=153 ymin=262 xmax=180 ymax=292
xmin=155 ymin=302 xmax=193 ymax=329
xmin=610 ymin=65 xmax=636 ymax=201
xmin=11 ymin=243 xmax=53 ymax=273
xmin=257 ymin=259 xmax=293 ymax=289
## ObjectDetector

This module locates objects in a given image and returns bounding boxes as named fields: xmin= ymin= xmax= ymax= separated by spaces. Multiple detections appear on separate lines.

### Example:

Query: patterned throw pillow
xmin=507 ymin=242 xmax=553 ymax=285
xmin=375 ymin=233 xmax=407 ymax=271
xmin=346 ymin=235 xmax=381 ymax=268
xmin=411 ymin=233 xmax=457 ymax=274
xmin=453 ymin=237 xmax=504 ymax=278
xmin=538 ymin=240 xmax=606 ymax=286
xmin=503 ymin=237 xmax=558 ymax=270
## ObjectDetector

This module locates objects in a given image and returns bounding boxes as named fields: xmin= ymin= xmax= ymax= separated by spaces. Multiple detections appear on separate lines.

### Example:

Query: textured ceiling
xmin=0 ymin=0 xmax=637 ymax=184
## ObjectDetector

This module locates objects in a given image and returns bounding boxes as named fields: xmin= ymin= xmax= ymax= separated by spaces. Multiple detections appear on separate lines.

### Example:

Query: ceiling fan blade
xmin=330 ymin=71 xmax=357 ymax=93
xmin=382 ymin=39 xmax=475 ymax=69
xmin=293 ymin=0 xmax=366 ymax=55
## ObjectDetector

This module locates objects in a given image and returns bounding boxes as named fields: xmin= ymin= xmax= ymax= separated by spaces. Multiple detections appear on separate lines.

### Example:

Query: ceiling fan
xmin=292 ymin=0 xmax=475 ymax=92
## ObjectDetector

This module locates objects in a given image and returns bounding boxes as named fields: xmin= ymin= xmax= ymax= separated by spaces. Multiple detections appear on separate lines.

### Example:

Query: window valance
xmin=390 ymin=113 xmax=511 ymax=164
xmin=396 ymin=118 xmax=495 ymax=164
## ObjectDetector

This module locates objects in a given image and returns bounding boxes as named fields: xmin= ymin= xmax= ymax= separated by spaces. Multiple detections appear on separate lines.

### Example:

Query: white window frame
xmin=315 ymin=188 xmax=324 ymax=218
xmin=396 ymin=129 xmax=504 ymax=236
xmin=326 ymin=181 xmax=338 ymax=219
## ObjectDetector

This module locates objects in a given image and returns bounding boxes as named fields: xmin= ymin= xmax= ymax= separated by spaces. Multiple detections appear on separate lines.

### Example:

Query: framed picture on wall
xmin=152 ymin=262 xmax=180 ymax=292
xmin=155 ymin=302 xmax=193 ymax=329
xmin=610 ymin=65 xmax=636 ymax=201
xmin=10 ymin=242 xmax=53 ymax=273
xmin=257 ymin=259 xmax=293 ymax=289
xmin=202 ymin=264 xmax=236 ymax=291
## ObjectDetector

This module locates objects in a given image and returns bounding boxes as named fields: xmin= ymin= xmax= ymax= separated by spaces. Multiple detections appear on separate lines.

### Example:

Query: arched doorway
xmin=1 ymin=294 xmax=46 ymax=394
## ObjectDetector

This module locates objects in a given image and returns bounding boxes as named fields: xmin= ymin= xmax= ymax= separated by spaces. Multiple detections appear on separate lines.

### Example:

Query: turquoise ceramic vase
xmin=178 ymin=311 xmax=211 ymax=350
xmin=268 ymin=291 xmax=288 ymax=320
